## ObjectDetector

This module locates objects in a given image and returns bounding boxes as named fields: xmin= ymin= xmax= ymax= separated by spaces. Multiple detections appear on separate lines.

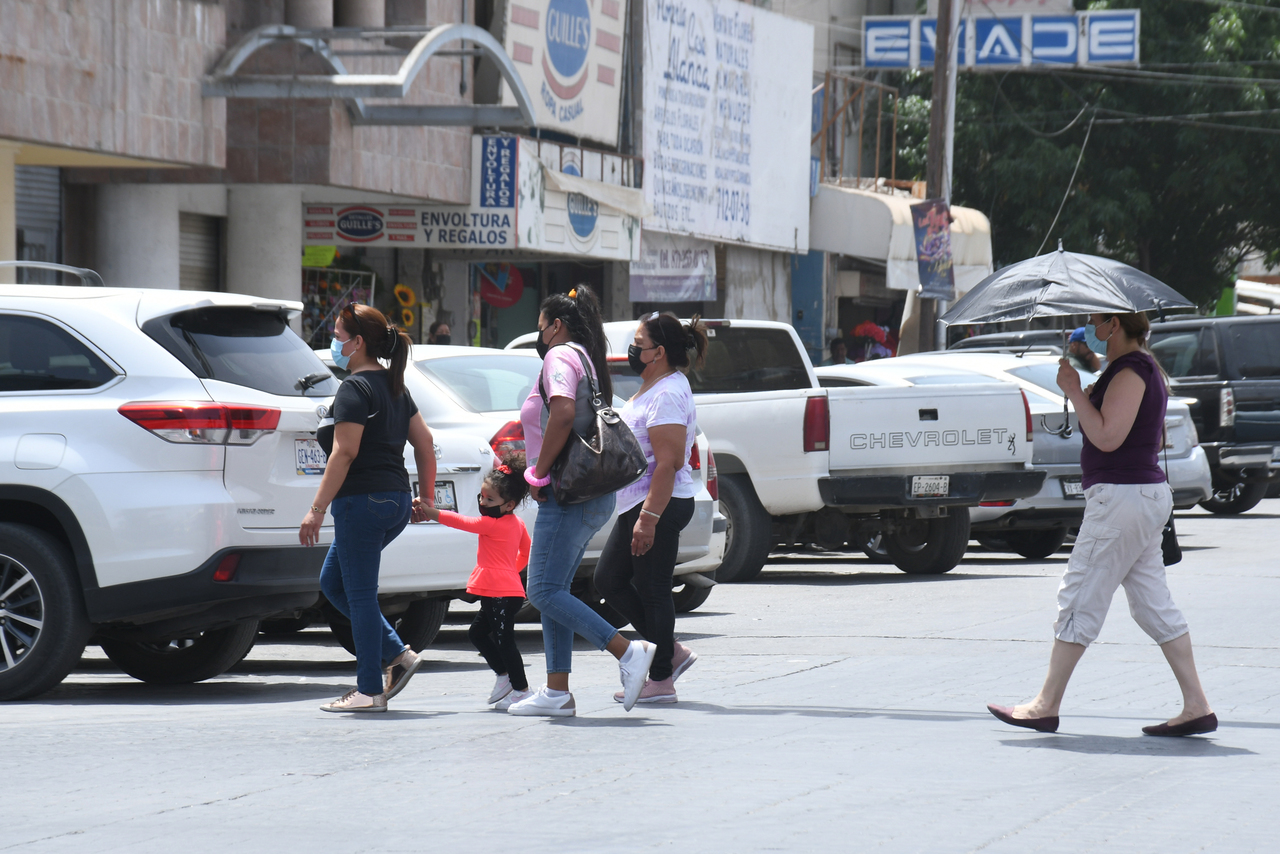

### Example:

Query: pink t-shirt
xmin=615 ymin=371 xmax=698 ymax=513
xmin=519 ymin=343 xmax=597 ymax=466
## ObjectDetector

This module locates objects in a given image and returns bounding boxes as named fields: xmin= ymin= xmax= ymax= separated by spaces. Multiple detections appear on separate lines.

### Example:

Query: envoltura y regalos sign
xmin=863 ymin=9 xmax=1139 ymax=69
xmin=642 ymin=0 xmax=813 ymax=253
xmin=501 ymin=0 xmax=628 ymax=146
xmin=302 ymin=136 xmax=642 ymax=261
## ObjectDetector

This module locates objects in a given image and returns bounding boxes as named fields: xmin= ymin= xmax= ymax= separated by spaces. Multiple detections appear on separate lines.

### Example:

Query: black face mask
xmin=435 ymin=334 xmax=451 ymax=346
xmin=535 ymin=323 xmax=553 ymax=360
xmin=477 ymin=495 xmax=506 ymax=518
xmin=628 ymin=343 xmax=658 ymax=375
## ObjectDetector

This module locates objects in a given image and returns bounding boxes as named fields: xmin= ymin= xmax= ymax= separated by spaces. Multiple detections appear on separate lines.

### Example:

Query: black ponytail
xmin=642 ymin=311 xmax=708 ymax=371
xmin=339 ymin=303 xmax=413 ymax=397
xmin=540 ymin=284 xmax=613 ymax=401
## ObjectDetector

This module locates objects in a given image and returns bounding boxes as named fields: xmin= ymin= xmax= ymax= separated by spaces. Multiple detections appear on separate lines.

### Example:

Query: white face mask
xmin=330 ymin=336 xmax=352 ymax=369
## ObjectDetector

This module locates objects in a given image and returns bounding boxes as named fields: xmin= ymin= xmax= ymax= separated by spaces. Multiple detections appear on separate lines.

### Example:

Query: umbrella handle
xmin=1040 ymin=401 xmax=1073 ymax=439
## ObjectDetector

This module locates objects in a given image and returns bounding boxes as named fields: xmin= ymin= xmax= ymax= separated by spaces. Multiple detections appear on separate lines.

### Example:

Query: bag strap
xmin=537 ymin=344 xmax=606 ymax=414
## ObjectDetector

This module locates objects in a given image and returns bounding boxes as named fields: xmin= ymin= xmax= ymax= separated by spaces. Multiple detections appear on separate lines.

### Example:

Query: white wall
xmin=96 ymin=184 xmax=180 ymax=289
xmin=226 ymin=185 xmax=304 ymax=331
xmin=724 ymin=246 xmax=791 ymax=322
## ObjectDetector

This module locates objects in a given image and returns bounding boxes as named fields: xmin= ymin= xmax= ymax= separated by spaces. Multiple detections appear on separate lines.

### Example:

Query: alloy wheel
xmin=0 ymin=553 xmax=45 ymax=672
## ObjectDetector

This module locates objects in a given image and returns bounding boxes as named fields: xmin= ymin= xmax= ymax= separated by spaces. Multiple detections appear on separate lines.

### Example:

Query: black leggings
xmin=593 ymin=498 xmax=695 ymax=681
xmin=468 ymin=596 xmax=528 ymax=691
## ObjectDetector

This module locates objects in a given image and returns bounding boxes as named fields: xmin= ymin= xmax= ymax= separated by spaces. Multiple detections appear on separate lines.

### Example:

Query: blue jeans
xmin=526 ymin=488 xmax=617 ymax=674
xmin=320 ymin=491 xmax=412 ymax=695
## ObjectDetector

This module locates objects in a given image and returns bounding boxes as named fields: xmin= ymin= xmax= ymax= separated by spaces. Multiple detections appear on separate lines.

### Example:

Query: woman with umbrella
xmin=945 ymin=247 xmax=1215 ymax=736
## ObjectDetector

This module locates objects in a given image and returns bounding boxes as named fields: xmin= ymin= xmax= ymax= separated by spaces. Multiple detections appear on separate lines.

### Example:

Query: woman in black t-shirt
xmin=299 ymin=305 xmax=437 ymax=713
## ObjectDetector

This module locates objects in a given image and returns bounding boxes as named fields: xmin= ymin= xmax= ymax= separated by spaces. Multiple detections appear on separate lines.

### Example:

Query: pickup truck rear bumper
xmin=1204 ymin=442 xmax=1280 ymax=472
xmin=819 ymin=470 xmax=1046 ymax=509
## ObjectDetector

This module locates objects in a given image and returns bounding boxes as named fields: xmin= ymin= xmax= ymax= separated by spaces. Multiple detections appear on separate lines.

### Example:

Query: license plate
xmin=413 ymin=480 xmax=457 ymax=512
xmin=295 ymin=439 xmax=327 ymax=475
xmin=911 ymin=475 xmax=949 ymax=498
xmin=1061 ymin=477 xmax=1085 ymax=498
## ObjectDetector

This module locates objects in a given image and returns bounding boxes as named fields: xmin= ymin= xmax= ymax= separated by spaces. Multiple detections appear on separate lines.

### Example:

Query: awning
xmin=809 ymin=184 xmax=992 ymax=294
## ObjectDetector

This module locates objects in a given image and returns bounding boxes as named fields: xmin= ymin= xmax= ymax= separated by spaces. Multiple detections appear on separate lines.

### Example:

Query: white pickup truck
xmin=515 ymin=319 xmax=1044 ymax=581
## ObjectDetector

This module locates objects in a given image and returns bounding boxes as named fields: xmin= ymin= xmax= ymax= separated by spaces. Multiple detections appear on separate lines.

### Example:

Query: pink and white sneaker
xmin=613 ymin=677 xmax=677 ymax=705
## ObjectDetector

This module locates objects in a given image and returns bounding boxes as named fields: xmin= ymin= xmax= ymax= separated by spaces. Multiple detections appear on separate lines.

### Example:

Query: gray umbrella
xmin=941 ymin=245 xmax=1194 ymax=326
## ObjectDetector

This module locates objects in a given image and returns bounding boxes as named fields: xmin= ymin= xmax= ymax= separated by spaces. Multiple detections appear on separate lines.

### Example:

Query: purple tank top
xmin=1080 ymin=351 xmax=1168 ymax=489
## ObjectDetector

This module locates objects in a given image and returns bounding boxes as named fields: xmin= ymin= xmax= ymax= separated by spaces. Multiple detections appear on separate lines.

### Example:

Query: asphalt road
xmin=7 ymin=501 xmax=1279 ymax=853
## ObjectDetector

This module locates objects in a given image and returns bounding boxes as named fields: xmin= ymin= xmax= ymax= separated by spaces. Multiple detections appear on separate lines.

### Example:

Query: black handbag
xmin=1162 ymin=512 xmax=1182 ymax=566
xmin=537 ymin=346 xmax=647 ymax=504
xmin=1160 ymin=438 xmax=1181 ymax=566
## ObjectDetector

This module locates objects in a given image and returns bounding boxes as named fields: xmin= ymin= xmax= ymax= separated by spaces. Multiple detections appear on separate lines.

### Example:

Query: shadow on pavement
xmin=751 ymin=570 xmax=1044 ymax=587
xmin=662 ymin=701 xmax=973 ymax=722
xmin=27 ymin=678 xmax=347 ymax=705
xmin=1000 ymin=733 xmax=1256 ymax=757
xmin=548 ymin=717 xmax=671 ymax=728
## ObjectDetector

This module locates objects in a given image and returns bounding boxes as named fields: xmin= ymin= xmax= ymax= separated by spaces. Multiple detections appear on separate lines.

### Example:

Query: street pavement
xmin=6 ymin=500 xmax=1279 ymax=853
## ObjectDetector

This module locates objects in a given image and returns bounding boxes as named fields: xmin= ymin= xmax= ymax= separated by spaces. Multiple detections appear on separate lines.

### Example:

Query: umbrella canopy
xmin=941 ymin=247 xmax=1194 ymax=326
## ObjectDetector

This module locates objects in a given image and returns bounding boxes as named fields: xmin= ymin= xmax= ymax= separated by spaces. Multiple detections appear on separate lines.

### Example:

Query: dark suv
xmin=1149 ymin=315 xmax=1280 ymax=513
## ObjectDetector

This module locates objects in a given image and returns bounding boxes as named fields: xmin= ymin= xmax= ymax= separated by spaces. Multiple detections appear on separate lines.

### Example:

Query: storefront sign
xmin=864 ymin=10 xmax=1140 ymax=69
xmin=911 ymin=199 xmax=955 ymax=301
xmin=303 ymin=135 xmax=641 ymax=261
xmin=629 ymin=233 xmax=715 ymax=302
xmin=501 ymin=0 xmax=628 ymax=146
xmin=642 ymin=0 xmax=813 ymax=253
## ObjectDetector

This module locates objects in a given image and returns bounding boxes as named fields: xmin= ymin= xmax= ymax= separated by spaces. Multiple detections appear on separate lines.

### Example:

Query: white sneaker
xmin=494 ymin=688 xmax=533 ymax=711
xmin=618 ymin=640 xmax=657 ymax=712
xmin=488 ymin=674 xmax=513 ymax=705
xmin=507 ymin=686 xmax=576 ymax=717
xmin=320 ymin=689 xmax=387 ymax=713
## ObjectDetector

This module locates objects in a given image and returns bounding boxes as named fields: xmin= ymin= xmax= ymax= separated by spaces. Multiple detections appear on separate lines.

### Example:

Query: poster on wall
xmin=629 ymin=232 xmax=715 ymax=302
xmin=642 ymin=0 xmax=813 ymax=253
xmin=501 ymin=0 xmax=629 ymax=146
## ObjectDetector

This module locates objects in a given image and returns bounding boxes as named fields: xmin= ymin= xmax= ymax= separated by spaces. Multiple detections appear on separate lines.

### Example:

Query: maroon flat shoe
xmin=1142 ymin=712 xmax=1218 ymax=737
xmin=987 ymin=703 xmax=1060 ymax=733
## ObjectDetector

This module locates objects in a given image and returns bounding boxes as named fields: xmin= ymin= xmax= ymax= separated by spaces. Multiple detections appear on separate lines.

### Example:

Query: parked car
xmin=1149 ymin=315 xmax=1280 ymax=513
xmin=512 ymin=320 xmax=1045 ymax=579
xmin=950 ymin=329 xmax=1069 ymax=354
xmin=320 ymin=345 xmax=723 ymax=617
xmin=1 ymin=278 xmax=346 ymax=700
xmin=826 ymin=353 xmax=1211 ymax=558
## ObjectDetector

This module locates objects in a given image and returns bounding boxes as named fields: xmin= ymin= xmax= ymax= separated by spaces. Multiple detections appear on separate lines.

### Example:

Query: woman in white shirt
xmin=594 ymin=311 xmax=708 ymax=704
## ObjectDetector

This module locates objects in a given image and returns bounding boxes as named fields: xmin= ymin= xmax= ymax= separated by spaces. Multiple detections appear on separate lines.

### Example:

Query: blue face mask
xmin=1083 ymin=323 xmax=1110 ymax=356
xmin=330 ymin=336 xmax=352 ymax=370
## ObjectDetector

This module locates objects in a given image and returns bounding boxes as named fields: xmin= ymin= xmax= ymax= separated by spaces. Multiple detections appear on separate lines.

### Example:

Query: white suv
xmin=1 ymin=280 xmax=352 ymax=700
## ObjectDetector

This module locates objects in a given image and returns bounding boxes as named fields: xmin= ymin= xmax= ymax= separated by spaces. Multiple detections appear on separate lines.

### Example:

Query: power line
xmin=1178 ymin=0 xmax=1280 ymax=16
xmin=1037 ymin=113 xmax=1096 ymax=256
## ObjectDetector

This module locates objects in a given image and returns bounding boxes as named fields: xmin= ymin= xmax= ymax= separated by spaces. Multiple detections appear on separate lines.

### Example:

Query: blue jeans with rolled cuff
xmin=320 ymin=491 xmax=412 ymax=695
xmin=525 ymin=488 xmax=617 ymax=674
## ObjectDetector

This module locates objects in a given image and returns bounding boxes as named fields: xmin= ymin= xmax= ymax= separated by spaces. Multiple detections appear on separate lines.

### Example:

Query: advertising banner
xmin=501 ymin=0 xmax=629 ymax=146
xmin=911 ymin=199 xmax=955 ymax=301
xmin=642 ymin=0 xmax=813 ymax=252
xmin=303 ymin=136 xmax=640 ymax=261
xmin=864 ymin=9 xmax=1139 ymax=69
xmin=629 ymin=232 xmax=716 ymax=302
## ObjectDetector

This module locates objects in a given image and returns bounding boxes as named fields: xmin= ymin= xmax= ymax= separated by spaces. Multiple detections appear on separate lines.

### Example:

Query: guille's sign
xmin=864 ymin=9 xmax=1139 ymax=69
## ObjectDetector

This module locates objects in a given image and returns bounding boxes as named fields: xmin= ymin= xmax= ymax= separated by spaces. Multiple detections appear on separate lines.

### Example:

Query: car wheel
xmin=327 ymin=599 xmax=450 ymax=656
xmin=672 ymin=578 xmax=713 ymax=612
xmin=1199 ymin=480 xmax=1268 ymax=515
xmin=884 ymin=508 xmax=971 ymax=575
xmin=1002 ymin=528 xmax=1070 ymax=560
xmin=0 ymin=524 xmax=91 ymax=702
xmin=99 ymin=620 xmax=259 ymax=685
xmin=859 ymin=531 xmax=894 ymax=563
xmin=716 ymin=474 xmax=772 ymax=583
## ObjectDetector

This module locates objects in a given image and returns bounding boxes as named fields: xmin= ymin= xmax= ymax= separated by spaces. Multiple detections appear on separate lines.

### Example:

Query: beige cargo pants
xmin=1054 ymin=481 xmax=1188 ymax=647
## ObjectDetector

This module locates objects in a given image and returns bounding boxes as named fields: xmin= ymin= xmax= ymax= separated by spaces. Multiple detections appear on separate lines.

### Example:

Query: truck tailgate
xmin=826 ymin=383 xmax=1031 ymax=472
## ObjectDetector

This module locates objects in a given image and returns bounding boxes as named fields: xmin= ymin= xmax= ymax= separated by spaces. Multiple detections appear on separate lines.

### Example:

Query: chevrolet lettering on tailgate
xmin=850 ymin=428 xmax=1017 ymax=455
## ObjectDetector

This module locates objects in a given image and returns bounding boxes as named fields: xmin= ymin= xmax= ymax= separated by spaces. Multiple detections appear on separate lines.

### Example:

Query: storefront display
xmin=300 ymin=267 xmax=376 ymax=348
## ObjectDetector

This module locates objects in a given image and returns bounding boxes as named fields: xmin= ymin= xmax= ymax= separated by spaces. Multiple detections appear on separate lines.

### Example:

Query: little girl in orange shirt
xmin=416 ymin=456 xmax=532 ymax=708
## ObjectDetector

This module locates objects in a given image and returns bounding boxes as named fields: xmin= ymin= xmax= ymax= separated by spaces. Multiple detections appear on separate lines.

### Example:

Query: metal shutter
xmin=179 ymin=212 xmax=222 ymax=291
xmin=15 ymin=166 xmax=61 ymax=281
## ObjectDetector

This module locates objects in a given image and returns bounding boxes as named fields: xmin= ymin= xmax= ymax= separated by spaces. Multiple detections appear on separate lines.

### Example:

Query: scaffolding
xmin=813 ymin=72 xmax=915 ymax=195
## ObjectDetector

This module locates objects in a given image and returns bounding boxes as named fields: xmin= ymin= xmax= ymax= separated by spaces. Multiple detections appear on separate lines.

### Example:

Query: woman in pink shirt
xmin=415 ymin=457 xmax=533 ymax=708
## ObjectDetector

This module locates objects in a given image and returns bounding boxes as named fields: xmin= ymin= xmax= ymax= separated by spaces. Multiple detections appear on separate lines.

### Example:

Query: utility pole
xmin=919 ymin=0 xmax=955 ymax=353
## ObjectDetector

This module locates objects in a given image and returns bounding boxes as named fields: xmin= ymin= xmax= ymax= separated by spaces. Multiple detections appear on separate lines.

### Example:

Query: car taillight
xmin=689 ymin=443 xmax=701 ymax=471
xmin=1220 ymin=388 xmax=1235 ymax=427
xmin=118 ymin=402 xmax=281 ymax=445
xmin=212 ymin=553 xmax=241 ymax=582
xmin=1021 ymin=389 xmax=1033 ymax=443
xmin=979 ymin=500 xmax=1015 ymax=507
xmin=706 ymin=449 xmax=718 ymax=501
xmin=490 ymin=420 xmax=526 ymax=457
xmin=803 ymin=395 xmax=829 ymax=452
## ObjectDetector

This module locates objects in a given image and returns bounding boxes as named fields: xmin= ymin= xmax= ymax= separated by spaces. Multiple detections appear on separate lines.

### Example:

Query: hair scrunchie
xmin=385 ymin=325 xmax=398 ymax=355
